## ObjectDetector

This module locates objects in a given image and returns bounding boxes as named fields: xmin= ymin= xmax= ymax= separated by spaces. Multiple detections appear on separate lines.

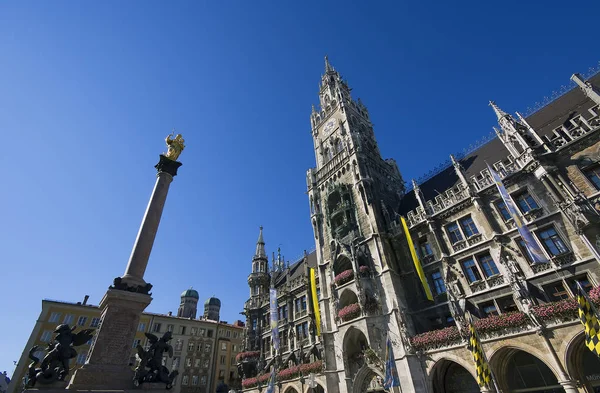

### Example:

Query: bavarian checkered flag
xmin=467 ymin=319 xmax=492 ymax=387
xmin=577 ymin=282 xmax=600 ymax=357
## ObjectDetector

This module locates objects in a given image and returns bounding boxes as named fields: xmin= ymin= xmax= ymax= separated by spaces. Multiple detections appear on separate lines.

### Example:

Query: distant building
xmin=10 ymin=293 xmax=243 ymax=393
xmin=240 ymin=59 xmax=600 ymax=393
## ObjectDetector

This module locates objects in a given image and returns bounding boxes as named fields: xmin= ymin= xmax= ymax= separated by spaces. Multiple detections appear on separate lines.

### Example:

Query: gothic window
xmin=446 ymin=223 xmax=463 ymax=244
xmin=430 ymin=271 xmax=446 ymax=295
xmin=175 ymin=339 xmax=183 ymax=351
xmin=583 ymin=164 xmax=600 ymax=190
xmin=459 ymin=216 xmax=479 ymax=237
xmin=461 ymin=258 xmax=482 ymax=283
xmin=495 ymin=201 xmax=512 ymax=221
xmin=477 ymin=253 xmax=499 ymax=278
xmin=181 ymin=375 xmax=189 ymax=385
xmin=479 ymin=301 xmax=499 ymax=317
xmin=252 ymin=318 xmax=257 ymax=331
xmin=188 ymin=342 xmax=194 ymax=351
xmin=192 ymin=375 xmax=199 ymax=385
xmin=514 ymin=191 xmax=539 ymax=213
xmin=543 ymin=281 xmax=570 ymax=300
xmin=537 ymin=227 xmax=568 ymax=256
xmin=419 ymin=238 xmax=433 ymax=258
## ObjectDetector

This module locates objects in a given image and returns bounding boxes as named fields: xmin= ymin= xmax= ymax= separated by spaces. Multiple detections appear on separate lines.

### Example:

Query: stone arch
xmin=489 ymin=346 xmax=564 ymax=392
xmin=333 ymin=255 xmax=352 ymax=277
xmin=283 ymin=385 xmax=300 ymax=393
xmin=305 ymin=384 xmax=325 ymax=393
xmin=429 ymin=358 xmax=479 ymax=393
xmin=339 ymin=289 xmax=359 ymax=309
xmin=343 ymin=327 xmax=369 ymax=379
xmin=565 ymin=331 xmax=600 ymax=391
xmin=352 ymin=364 xmax=386 ymax=393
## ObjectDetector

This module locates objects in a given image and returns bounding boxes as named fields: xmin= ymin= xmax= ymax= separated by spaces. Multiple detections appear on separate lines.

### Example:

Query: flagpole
xmin=467 ymin=313 xmax=502 ymax=393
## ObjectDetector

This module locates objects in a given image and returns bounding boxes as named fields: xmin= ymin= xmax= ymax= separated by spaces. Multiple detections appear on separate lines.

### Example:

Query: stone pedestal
xmin=66 ymin=289 xmax=152 ymax=390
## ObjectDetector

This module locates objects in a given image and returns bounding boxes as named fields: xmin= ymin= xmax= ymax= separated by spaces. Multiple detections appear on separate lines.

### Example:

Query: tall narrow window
xmin=419 ymin=239 xmax=433 ymax=258
xmin=447 ymin=223 xmax=463 ymax=244
xmin=459 ymin=216 xmax=479 ymax=237
xmin=461 ymin=258 xmax=482 ymax=283
xmin=477 ymin=253 xmax=499 ymax=278
xmin=538 ymin=227 xmax=568 ymax=256
xmin=583 ymin=164 xmax=600 ymax=190
xmin=430 ymin=271 xmax=446 ymax=295
xmin=515 ymin=192 xmax=539 ymax=213
xmin=496 ymin=201 xmax=512 ymax=221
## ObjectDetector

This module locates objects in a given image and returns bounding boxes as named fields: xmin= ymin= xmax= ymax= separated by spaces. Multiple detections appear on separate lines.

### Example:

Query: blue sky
xmin=1 ymin=0 xmax=599 ymax=377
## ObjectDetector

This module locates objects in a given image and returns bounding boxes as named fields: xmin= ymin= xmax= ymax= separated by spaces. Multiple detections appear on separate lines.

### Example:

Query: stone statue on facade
xmin=164 ymin=133 xmax=185 ymax=161
xmin=133 ymin=331 xmax=179 ymax=389
xmin=504 ymin=257 xmax=543 ymax=327
xmin=26 ymin=324 xmax=95 ymax=387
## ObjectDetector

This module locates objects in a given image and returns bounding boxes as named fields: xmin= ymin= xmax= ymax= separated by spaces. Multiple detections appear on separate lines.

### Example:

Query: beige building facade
xmin=10 ymin=292 xmax=243 ymax=393
xmin=239 ymin=59 xmax=600 ymax=393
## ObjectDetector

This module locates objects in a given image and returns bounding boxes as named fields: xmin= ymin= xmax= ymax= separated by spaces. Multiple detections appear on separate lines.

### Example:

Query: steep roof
xmin=272 ymin=250 xmax=318 ymax=288
xmin=398 ymin=72 xmax=600 ymax=215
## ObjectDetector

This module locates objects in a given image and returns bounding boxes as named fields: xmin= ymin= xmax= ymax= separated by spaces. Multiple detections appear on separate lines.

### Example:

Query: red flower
xmin=338 ymin=303 xmax=361 ymax=321
xmin=409 ymin=326 xmax=461 ymax=351
xmin=334 ymin=269 xmax=354 ymax=286
xmin=236 ymin=351 xmax=260 ymax=362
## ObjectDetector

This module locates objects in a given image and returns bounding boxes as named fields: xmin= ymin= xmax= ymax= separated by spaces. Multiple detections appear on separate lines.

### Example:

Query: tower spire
xmin=255 ymin=226 xmax=266 ymax=259
xmin=325 ymin=55 xmax=333 ymax=73
xmin=489 ymin=100 xmax=508 ymax=120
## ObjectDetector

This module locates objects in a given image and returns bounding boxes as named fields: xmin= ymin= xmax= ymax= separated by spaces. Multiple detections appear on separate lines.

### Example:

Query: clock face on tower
xmin=323 ymin=119 xmax=336 ymax=134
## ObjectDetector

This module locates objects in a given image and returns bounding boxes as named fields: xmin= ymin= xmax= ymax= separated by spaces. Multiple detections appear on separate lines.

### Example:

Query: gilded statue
xmin=164 ymin=132 xmax=185 ymax=161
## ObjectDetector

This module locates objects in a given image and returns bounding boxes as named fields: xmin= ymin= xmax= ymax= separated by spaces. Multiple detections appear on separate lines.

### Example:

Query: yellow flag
xmin=310 ymin=268 xmax=321 ymax=336
xmin=401 ymin=216 xmax=434 ymax=301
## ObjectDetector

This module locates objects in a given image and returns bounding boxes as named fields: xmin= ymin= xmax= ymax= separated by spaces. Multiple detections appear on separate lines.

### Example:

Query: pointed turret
xmin=489 ymin=100 xmax=509 ymax=120
xmin=325 ymin=55 xmax=333 ymax=73
xmin=572 ymin=73 xmax=600 ymax=106
xmin=255 ymin=226 xmax=266 ymax=259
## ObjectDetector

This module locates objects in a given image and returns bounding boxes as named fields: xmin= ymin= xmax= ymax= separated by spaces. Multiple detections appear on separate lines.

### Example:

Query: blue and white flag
xmin=384 ymin=334 xmax=400 ymax=389
xmin=487 ymin=164 xmax=548 ymax=264
xmin=269 ymin=289 xmax=280 ymax=350
xmin=265 ymin=366 xmax=276 ymax=393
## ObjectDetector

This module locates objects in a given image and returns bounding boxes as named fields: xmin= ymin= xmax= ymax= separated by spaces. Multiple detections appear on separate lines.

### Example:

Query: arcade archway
xmin=491 ymin=348 xmax=564 ymax=393
xmin=431 ymin=359 xmax=479 ymax=393
xmin=566 ymin=332 xmax=600 ymax=392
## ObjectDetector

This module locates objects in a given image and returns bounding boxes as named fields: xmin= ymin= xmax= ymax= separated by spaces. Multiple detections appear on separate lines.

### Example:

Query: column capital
xmin=155 ymin=154 xmax=183 ymax=177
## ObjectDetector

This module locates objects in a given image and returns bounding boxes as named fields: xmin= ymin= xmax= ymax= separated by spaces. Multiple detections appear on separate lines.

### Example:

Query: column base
xmin=559 ymin=379 xmax=579 ymax=393
xmin=68 ymin=289 xmax=152 ymax=390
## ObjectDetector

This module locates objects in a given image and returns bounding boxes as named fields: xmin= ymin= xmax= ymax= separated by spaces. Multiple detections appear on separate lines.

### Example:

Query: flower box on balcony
xmin=334 ymin=269 xmax=354 ymax=286
xmin=473 ymin=311 xmax=529 ymax=335
xmin=409 ymin=326 xmax=462 ymax=351
xmin=338 ymin=303 xmax=361 ymax=322
xmin=359 ymin=265 xmax=371 ymax=277
xmin=532 ymin=299 xmax=579 ymax=322
xmin=236 ymin=351 xmax=260 ymax=362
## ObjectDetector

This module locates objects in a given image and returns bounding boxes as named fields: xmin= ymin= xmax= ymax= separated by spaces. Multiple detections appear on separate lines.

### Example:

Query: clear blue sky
xmin=1 ymin=0 xmax=599 ymax=377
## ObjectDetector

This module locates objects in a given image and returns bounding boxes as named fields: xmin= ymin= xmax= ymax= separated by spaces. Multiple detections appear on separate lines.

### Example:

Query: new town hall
xmin=239 ymin=59 xmax=600 ymax=393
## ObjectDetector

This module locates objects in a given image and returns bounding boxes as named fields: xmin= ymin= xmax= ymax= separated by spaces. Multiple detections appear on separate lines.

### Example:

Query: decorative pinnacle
xmin=489 ymin=101 xmax=508 ymax=120
xmin=325 ymin=55 xmax=333 ymax=73
xmin=411 ymin=179 xmax=420 ymax=190
xmin=255 ymin=226 xmax=266 ymax=259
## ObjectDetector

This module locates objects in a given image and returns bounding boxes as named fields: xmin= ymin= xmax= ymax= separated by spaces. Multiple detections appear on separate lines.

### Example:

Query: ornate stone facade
xmin=241 ymin=59 xmax=600 ymax=393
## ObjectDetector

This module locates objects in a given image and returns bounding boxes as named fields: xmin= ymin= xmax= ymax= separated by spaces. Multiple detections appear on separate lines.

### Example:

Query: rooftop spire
xmin=489 ymin=101 xmax=509 ymax=120
xmin=254 ymin=226 xmax=266 ymax=259
xmin=324 ymin=55 xmax=333 ymax=73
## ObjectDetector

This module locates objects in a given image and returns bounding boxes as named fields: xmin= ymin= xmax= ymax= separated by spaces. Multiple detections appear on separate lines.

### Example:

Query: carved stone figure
xmin=133 ymin=331 xmax=179 ymax=389
xmin=164 ymin=133 xmax=185 ymax=161
xmin=26 ymin=324 xmax=95 ymax=387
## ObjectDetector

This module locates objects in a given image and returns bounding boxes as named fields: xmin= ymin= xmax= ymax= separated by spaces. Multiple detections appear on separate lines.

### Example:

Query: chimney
xmin=83 ymin=295 xmax=89 ymax=305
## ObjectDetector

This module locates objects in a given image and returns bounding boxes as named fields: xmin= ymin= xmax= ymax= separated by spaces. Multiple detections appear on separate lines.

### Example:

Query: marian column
xmin=68 ymin=133 xmax=186 ymax=390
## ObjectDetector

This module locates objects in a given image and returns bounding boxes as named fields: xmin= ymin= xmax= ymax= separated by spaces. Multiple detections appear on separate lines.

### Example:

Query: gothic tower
xmin=306 ymin=57 xmax=428 ymax=393
xmin=178 ymin=288 xmax=199 ymax=319
xmin=244 ymin=226 xmax=270 ymax=351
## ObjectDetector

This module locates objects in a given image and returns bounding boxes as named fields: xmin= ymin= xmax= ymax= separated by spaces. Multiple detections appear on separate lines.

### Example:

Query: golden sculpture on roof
xmin=164 ymin=132 xmax=185 ymax=161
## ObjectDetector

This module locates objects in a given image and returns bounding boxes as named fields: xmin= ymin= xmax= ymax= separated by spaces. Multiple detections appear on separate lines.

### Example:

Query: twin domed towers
xmin=177 ymin=288 xmax=221 ymax=321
